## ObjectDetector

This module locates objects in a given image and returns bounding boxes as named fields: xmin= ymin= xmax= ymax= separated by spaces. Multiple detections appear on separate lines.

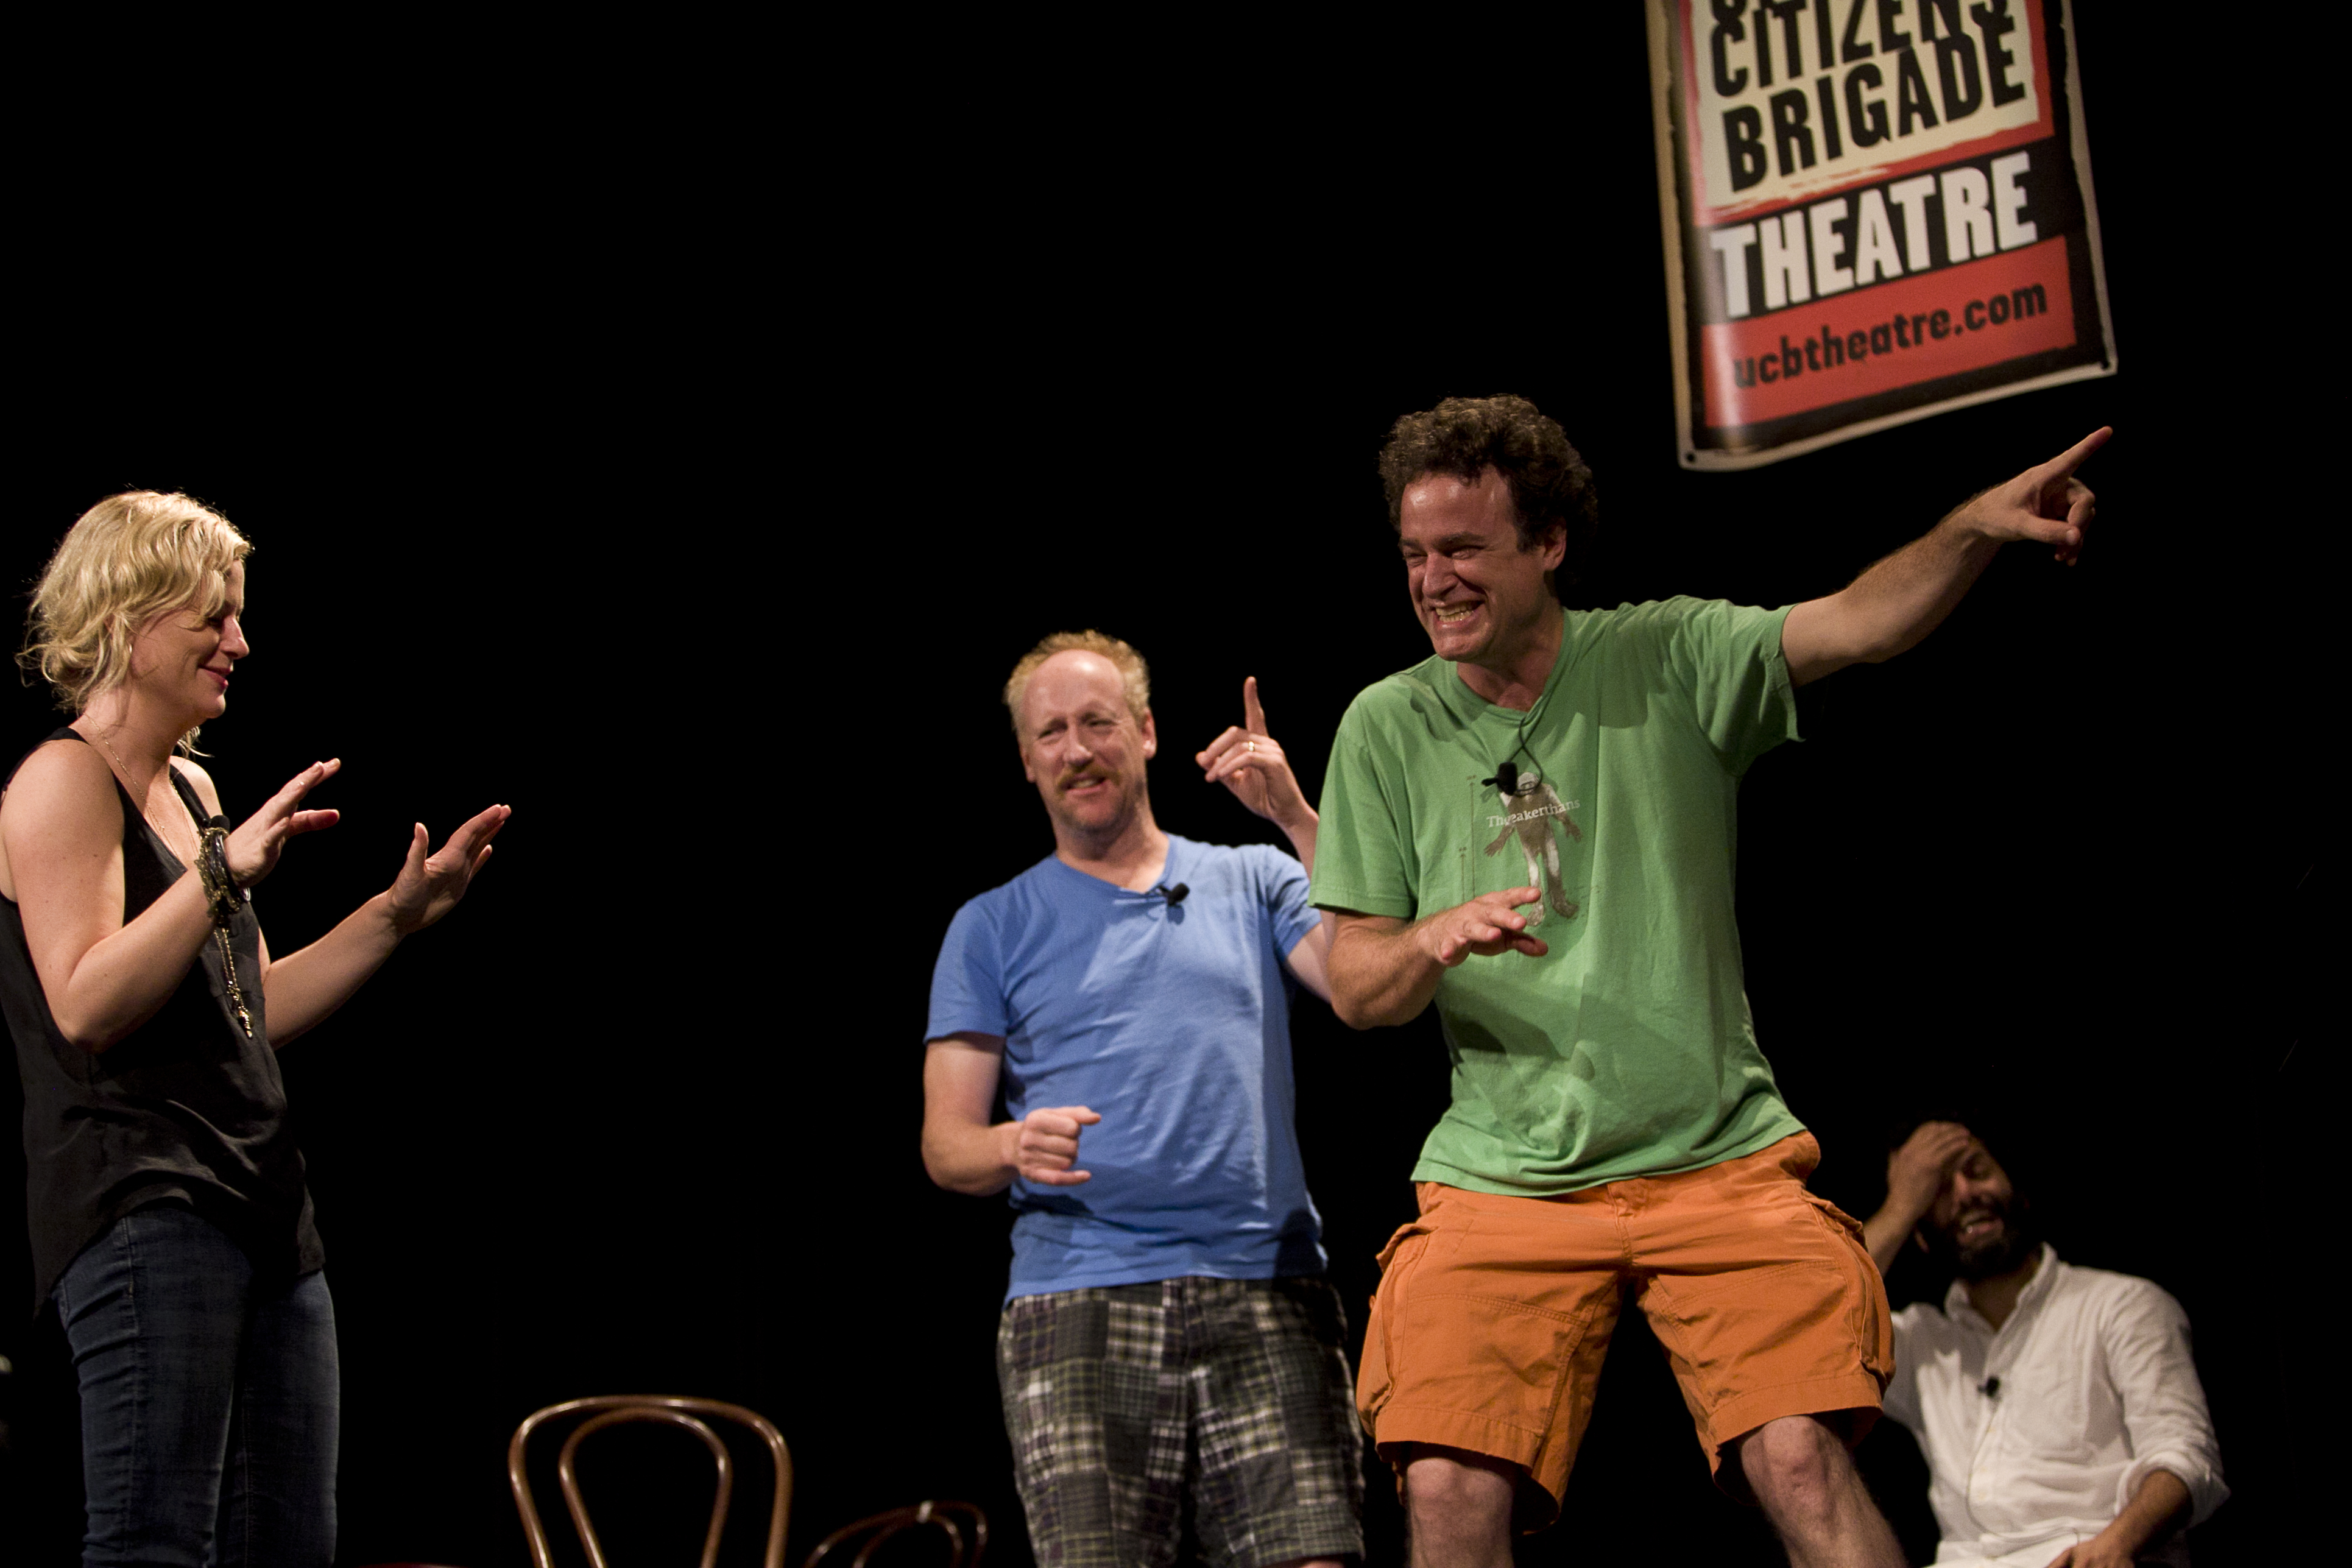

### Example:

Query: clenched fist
xmin=1011 ymin=1105 xmax=1101 ymax=1186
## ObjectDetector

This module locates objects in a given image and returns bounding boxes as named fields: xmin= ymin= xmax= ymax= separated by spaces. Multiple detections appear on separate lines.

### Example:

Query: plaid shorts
xmin=997 ymin=1276 xmax=1364 ymax=1568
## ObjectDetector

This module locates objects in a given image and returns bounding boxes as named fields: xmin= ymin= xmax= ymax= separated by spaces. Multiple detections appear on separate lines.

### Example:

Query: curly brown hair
xmin=1377 ymin=395 xmax=1600 ymax=599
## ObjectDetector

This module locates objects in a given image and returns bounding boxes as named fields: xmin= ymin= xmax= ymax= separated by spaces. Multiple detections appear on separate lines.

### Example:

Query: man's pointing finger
xmin=2044 ymin=425 xmax=2111 ymax=478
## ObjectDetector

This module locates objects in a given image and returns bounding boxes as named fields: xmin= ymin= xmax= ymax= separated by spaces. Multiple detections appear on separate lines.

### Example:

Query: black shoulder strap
xmin=165 ymin=763 xmax=214 ymax=830
xmin=4 ymin=727 xmax=90 ymax=793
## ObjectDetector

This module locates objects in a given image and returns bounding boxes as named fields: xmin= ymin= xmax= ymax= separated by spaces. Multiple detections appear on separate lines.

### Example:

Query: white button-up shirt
xmin=1884 ymin=1246 xmax=2227 ymax=1567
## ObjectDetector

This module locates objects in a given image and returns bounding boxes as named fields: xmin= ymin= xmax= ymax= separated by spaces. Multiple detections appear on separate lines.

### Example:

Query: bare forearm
xmin=1280 ymin=808 xmax=1317 ymax=877
xmin=2095 ymin=1469 xmax=2192 ymax=1559
xmin=922 ymin=1118 xmax=1020 ymax=1196
xmin=53 ymin=875 xmax=217 ymax=1051
xmin=1784 ymin=512 xmax=2002 ymax=683
xmin=1851 ymin=512 xmax=2002 ymax=655
xmin=1327 ymin=919 xmax=1443 ymax=1029
xmin=1861 ymin=1196 xmax=1927 ymax=1276
xmin=260 ymin=894 xmax=403 ymax=1045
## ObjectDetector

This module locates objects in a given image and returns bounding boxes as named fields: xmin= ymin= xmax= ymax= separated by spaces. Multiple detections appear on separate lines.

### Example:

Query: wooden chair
xmin=508 ymin=1394 xmax=793 ymax=1568
xmin=802 ymin=1500 xmax=987 ymax=1568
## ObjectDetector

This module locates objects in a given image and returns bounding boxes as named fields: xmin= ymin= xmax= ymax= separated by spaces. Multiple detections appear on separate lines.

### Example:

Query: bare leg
xmin=1403 ymin=1446 xmax=1516 ymax=1568
xmin=1733 ymin=1416 xmax=1903 ymax=1568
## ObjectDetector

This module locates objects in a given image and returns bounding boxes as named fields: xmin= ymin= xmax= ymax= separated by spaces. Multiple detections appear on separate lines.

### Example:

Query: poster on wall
xmin=1646 ymin=0 xmax=2115 ymax=470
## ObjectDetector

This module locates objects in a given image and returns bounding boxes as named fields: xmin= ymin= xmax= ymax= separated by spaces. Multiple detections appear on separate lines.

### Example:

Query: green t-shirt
xmin=1311 ymin=596 xmax=1807 ymax=1195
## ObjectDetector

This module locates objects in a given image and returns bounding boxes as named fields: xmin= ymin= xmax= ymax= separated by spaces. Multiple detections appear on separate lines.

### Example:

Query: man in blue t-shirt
xmin=924 ymin=629 xmax=1362 ymax=1568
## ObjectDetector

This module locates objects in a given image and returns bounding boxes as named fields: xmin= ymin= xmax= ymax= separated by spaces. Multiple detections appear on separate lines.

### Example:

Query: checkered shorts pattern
xmin=997 ymin=1276 xmax=1364 ymax=1568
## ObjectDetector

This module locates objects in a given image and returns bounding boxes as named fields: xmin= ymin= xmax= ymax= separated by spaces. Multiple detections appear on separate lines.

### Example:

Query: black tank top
xmin=1 ymin=729 xmax=322 ymax=1310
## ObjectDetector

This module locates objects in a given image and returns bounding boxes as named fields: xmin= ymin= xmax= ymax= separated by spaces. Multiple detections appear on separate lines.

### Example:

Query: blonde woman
xmin=0 ymin=492 xmax=507 ymax=1566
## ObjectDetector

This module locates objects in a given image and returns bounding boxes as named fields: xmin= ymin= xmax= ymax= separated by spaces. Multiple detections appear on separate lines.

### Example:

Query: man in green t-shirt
xmin=1313 ymin=395 xmax=2107 ymax=1568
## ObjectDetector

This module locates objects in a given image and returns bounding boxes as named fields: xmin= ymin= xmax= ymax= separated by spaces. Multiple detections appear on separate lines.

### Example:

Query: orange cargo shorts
xmin=1355 ymin=1131 xmax=1891 ymax=1527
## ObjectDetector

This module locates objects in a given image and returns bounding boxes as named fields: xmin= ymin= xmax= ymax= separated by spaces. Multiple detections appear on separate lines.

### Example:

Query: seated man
xmin=1863 ymin=1123 xmax=2228 ymax=1568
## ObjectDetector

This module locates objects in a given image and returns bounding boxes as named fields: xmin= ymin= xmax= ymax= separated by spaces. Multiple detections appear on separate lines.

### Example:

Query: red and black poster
xmin=1646 ymin=0 xmax=2114 ymax=468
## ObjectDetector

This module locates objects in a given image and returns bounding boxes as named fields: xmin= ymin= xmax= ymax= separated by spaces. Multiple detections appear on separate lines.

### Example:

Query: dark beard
xmin=1928 ymin=1196 xmax=2039 ymax=1282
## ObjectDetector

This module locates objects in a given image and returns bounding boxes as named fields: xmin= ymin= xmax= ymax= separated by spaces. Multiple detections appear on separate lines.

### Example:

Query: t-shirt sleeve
xmin=1307 ymin=701 xmax=1419 ymax=919
xmin=925 ymin=898 xmax=1009 ymax=1042
xmin=1255 ymin=845 xmax=1321 ymax=957
xmin=1661 ymin=596 xmax=1800 ymax=774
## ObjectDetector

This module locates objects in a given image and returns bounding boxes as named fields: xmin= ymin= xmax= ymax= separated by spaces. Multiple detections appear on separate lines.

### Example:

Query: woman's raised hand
xmin=224 ymin=760 xmax=344 ymax=888
xmin=384 ymin=803 xmax=510 ymax=936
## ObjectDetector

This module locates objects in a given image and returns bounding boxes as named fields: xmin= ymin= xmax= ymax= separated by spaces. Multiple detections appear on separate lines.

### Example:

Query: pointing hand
xmin=1196 ymin=676 xmax=1311 ymax=831
xmin=1958 ymin=426 xmax=2108 ymax=565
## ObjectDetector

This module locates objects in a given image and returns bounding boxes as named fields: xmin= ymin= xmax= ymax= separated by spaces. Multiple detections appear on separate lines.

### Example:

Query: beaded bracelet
xmin=196 ymin=815 xmax=254 ymax=1038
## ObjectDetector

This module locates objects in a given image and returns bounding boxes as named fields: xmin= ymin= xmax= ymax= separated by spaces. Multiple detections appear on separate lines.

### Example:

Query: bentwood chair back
xmin=802 ymin=1500 xmax=987 ymax=1568
xmin=508 ymin=1394 xmax=793 ymax=1568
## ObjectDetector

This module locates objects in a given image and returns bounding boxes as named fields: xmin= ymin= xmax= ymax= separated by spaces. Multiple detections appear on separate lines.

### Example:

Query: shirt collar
xmin=1943 ymin=1243 xmax=2061 ymax=1334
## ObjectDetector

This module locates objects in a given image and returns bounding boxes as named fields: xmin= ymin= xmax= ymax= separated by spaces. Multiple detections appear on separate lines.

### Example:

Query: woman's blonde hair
xmin=20 ymin=492 xmax=252 ymax=736
xmin=1002 ymin=630 xmax=1152 ymax=738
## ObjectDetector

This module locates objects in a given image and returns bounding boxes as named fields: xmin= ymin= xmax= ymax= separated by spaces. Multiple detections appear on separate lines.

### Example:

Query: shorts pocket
xmin=1799 ymin=1189 xmax=1869 ymax=1247
xmin=1360 ymin=1221 xmax=1436 ymax=1429
xmin=1798 ymin=1193 xmax=1893 ymax=1382
xmin=1374 ymin=1220 xmax=1430 ymax=1274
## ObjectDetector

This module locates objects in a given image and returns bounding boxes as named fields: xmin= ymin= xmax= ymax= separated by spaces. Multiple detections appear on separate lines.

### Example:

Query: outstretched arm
xmin=1782 ymin=428 xmax=2109 ymax=687
xmin=259 ymin=800 xmax=510 ymax=1045
xmin=922 ymin=1032 xmax=1101 ymax=1196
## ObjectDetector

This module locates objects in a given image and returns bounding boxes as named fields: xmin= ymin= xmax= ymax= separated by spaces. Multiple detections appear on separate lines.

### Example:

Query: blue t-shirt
xmin=926 ymin=834 xmax=1327 ymax=1302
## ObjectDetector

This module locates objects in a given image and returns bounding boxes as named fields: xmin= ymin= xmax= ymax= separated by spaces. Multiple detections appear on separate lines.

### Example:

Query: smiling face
xmin=127 ymin=560 xmax=249 ymax=729
xmin=1017 ymin=649 xmax=1156 ymax=844
xmin=1396 ymin=468 xmax=1565 ymax=673
xmin=1923 ymin=1140 xmax=2037 ymax=1280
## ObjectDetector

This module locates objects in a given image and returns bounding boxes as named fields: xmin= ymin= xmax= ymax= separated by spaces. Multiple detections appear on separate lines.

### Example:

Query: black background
xmin=1 ymin=5 xmax=2322 ymax=1564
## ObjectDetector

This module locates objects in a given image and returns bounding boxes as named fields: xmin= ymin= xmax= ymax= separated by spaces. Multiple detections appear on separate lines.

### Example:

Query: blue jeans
xmin=52 ymin=1206 xmax=338 ymax=1567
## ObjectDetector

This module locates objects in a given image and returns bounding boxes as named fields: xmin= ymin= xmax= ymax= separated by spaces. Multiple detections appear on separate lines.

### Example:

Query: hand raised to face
xmin=1885 ymin=1121 xmax=1974 ymax=1222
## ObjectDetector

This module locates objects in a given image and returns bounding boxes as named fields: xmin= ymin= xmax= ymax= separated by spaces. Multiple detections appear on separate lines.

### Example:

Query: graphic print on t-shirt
xmin=1474 ymin=766 xmax=1583 ymax=929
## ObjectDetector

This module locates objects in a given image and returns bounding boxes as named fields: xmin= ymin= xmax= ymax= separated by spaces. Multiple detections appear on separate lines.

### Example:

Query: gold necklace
xmin=88 ymin=727 xmax=169 ymax=847
xmin=88 ymin=727 xmax=136 ymax=788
